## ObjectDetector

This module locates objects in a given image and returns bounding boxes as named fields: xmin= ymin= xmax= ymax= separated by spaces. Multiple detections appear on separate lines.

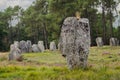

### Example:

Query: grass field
xmin=0 ymin=46 xmax=120 ymax=80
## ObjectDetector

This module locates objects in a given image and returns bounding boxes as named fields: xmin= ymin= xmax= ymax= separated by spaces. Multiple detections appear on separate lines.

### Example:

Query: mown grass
xmin=0 ymin=46 xmax=120 ymax=80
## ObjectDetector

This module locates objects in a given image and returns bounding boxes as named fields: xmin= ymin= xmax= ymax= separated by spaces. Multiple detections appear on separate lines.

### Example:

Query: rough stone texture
xmin=60 ymin=17 xmax=90 ymax=69
xmin=9 ymin=44 xmax=22 ymax=61
xmin=96 ymin=37 xmax=103 ymax=47
xmin=14 ymin=41 xmax=19 ymax=48
xmin=19 ymin=40 xmax=27 ymax=53
xmin=38 ymin=41 xmax=45 ymax=52
xmin=110 ymin=37 xmax=119 ymax=46
xmin=50 ymin=41 xmax=56 ymax=51
xmin=26 ymin=40 xmax=32 ymax=53
xmin=32 ymin=44 xmax=40 ymax=52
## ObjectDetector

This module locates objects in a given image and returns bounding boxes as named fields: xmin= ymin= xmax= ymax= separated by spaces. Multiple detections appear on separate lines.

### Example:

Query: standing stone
xmin=110 ymin=37 xmax=119 ymax=46
xmin=32 ymin=44 xmax=40 ymax=52
xmin=19 ymin=40 xmax=27 ymax=53
xmin=60 ymin=17 xmax=90 ymax=69
xmin=9 ymin=44 xmax=22 ymax=61
xmin=38 ymin=41 xmax=45 ymax=52
xmin=26 ymin=40 xmax=32 ymax=53
xmin=96 ymin=37 xmax=103 ymax=47
xmin=14 ymin=41 xmax=19 ymax=48
xmin=50 ymin=41 xmax=56 ymax=51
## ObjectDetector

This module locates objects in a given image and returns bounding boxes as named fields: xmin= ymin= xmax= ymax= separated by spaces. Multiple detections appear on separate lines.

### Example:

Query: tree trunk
xmin=102 ymin=4 xmax=107 ymax=45
xmin=43 ymin=23 xmax=48 ymax=49
xmin=109 ymin=9 xmax=113 ymax=37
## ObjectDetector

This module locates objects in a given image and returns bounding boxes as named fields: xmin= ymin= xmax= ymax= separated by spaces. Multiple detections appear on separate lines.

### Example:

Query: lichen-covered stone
xmin=26 ymin=40 xmax=32 ymax=53
xmin=110 ymin=37 xmax=119 ymax=46
xmin=19 ymin=40 xmax=27 ymax=53
xmin=38 ymin=41 xmax=45 ymax=52
xmin=60 ymin=17 xmax=90 ymax=69
xmin=96 ymin=37 xmax=103 ymax=47
xmin=50 ymin=41 xmax=56 ymax=51
xmin=14 ymin=41 xmax=19 ymax=48
xmin=32 ymin=44 xmax=40 ymax=52
xmin=9 ymin=44 xmax=22 ymax=61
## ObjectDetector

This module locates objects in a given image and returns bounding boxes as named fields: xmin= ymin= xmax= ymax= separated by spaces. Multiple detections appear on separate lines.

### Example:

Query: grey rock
xmin=50 ymin=41 xmax=56 ymax=51
xmin=96 ymin=37 xmax=103 ymax=47
xmin=60 ymin=17 xmax=90 ymax=69
xmin=26 ymin=40 xmax=32 ymax=53
xmin=38 ymin=41 xmax=45 ymax=52
xmin=110 ymin=37 xmax=119 ymax=46
xmin=19 ymin=40 xmax=27 ymax=53
xmin=9 ymin=44 xmax=22 ymax=61
xmin=32 ymin=44 xmax=40 ymax=52
xmin=14 ymin=41 xmax=19 ymax=48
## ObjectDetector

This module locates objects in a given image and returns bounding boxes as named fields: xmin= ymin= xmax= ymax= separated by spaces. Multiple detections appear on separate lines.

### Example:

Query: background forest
xmin=0 ymin=0 xmax=120 ymax=51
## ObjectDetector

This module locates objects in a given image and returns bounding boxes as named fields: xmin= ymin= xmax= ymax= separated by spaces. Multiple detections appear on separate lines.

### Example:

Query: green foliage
xmin=0 ymin=0 xmax=120 ymax=51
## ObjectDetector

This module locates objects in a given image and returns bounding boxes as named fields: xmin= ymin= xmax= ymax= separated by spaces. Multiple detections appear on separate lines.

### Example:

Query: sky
xmin=0 ymin=0 xmax=120 ymax=27
xmin=0 ymin=0 xmax=35 ymax=11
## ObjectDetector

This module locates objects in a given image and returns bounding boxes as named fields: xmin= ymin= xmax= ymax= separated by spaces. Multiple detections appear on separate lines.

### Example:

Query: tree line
xmin=0 ymin=0 xmax=120 ymax=51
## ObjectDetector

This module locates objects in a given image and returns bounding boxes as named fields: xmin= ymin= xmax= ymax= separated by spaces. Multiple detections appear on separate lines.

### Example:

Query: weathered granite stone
xmin=32 ymin=44 xmax=40 ymax=52
xmin=96 ymin=37 xmax=103 ymax=47
xmin=19 ymin=40 xmax=27 ymax=53
xmin=26 ymin=40 xmax=32 ymax=53
xmin=50 ymin=41 xmax=56 ymax=51
xmin=60 ymin=17 xmax=90 ymax=69
xmin=38 ymin=41 xmax=45 ymax=52
xmin=14 ymin=41 xmax=19 ymax=48
xmin=9 ymin=44 xmax=22 ymax=61
xmin=110 ymin=37 xmax=119 ymax=46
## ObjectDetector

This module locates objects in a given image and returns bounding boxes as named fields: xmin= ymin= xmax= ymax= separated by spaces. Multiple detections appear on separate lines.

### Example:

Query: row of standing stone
xmin=9 ymin=40 xmax=57 ymax=61
xmin=96 ymin=37 xmax=119 ymax=47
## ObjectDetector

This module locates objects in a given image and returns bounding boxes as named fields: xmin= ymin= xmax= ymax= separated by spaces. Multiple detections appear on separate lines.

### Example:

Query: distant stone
xmin=19 ymin=40 xmax=27 ymax=53
xmin=26 ymin=40 xmax=32 ymax=53
xmin=9 ymin=44 xmax=22 ymax=61
xmin=110 ymin=38 xmax=119 ymax=46
xmin=60 ymin=17 xmax=91 ymax=69
xmin=38 ymin=41 xmax=45 ymax=52
xmin=14 ymin=41 xmax=19 ymax=48
xmin=96 ymin=37 xmax=103 ymax=47
xmin=32 ymin=44 xmax=40 ymax=52
xmin=50 ymin=41 xmax=56 ymax=51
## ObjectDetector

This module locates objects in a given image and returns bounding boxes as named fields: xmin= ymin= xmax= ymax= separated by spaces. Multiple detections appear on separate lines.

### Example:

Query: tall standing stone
xmin=110 ymin=37 xmax=119 ymax=46
xmin=50 ymin=41 xmax=56 ymax=51
xmin=19 ymin=40 xmax=27 ymax=53
xmin=26 ymin=40 xmax=32 ymax=53
xmin=9 ymin=44 xmax=22 ymax=61
xmin=60 ymin=17 xmax=90 ymax=69
xmin=38 ymin=41 xmax=45 ymax=52
xmin=96 ymin=37 xmax=103 ymax=47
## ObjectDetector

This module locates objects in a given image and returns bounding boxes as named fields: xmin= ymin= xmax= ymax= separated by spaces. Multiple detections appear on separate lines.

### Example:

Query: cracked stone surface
xmin=60 ymin=17 xmax=91 ymax=69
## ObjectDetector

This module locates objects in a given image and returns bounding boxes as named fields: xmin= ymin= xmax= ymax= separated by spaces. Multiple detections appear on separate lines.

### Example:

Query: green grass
xmin=0 ymin=46 xmax=120 ymax=80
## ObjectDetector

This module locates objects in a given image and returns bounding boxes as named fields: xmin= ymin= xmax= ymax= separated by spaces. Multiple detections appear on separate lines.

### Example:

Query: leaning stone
xmin=110 ymin=37 xmax=119 ymax=46
xmin=32 ymin=44 xmax=40 ymax=53
xmin=9 ymin=44 xmax=22 ymax=61
xmin=38 ymin=41 xmax=45 ymax=52
xmin=19 ymin=40 xmax=27 ymax=53
xmin=50 ymin=41 xmax=56 ymax=51
xmin=60 ymin=17 xmax=91 ymax=69
xmin=26 ymin=40 xmax=32 ymax=53
xmin=96 ymin=37 xmax=103 ymax=47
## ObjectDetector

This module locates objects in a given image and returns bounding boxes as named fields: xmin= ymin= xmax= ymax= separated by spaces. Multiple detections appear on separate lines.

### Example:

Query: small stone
xmin=50 ymin=41 xmax=56 ymax=51
xmin=38 ymin=41 xmax=45 ymax=52
xmin=32 ymin=44 xmax=40 ymax=53
xmin=96 ymin=37 xmax=103 ymax=47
